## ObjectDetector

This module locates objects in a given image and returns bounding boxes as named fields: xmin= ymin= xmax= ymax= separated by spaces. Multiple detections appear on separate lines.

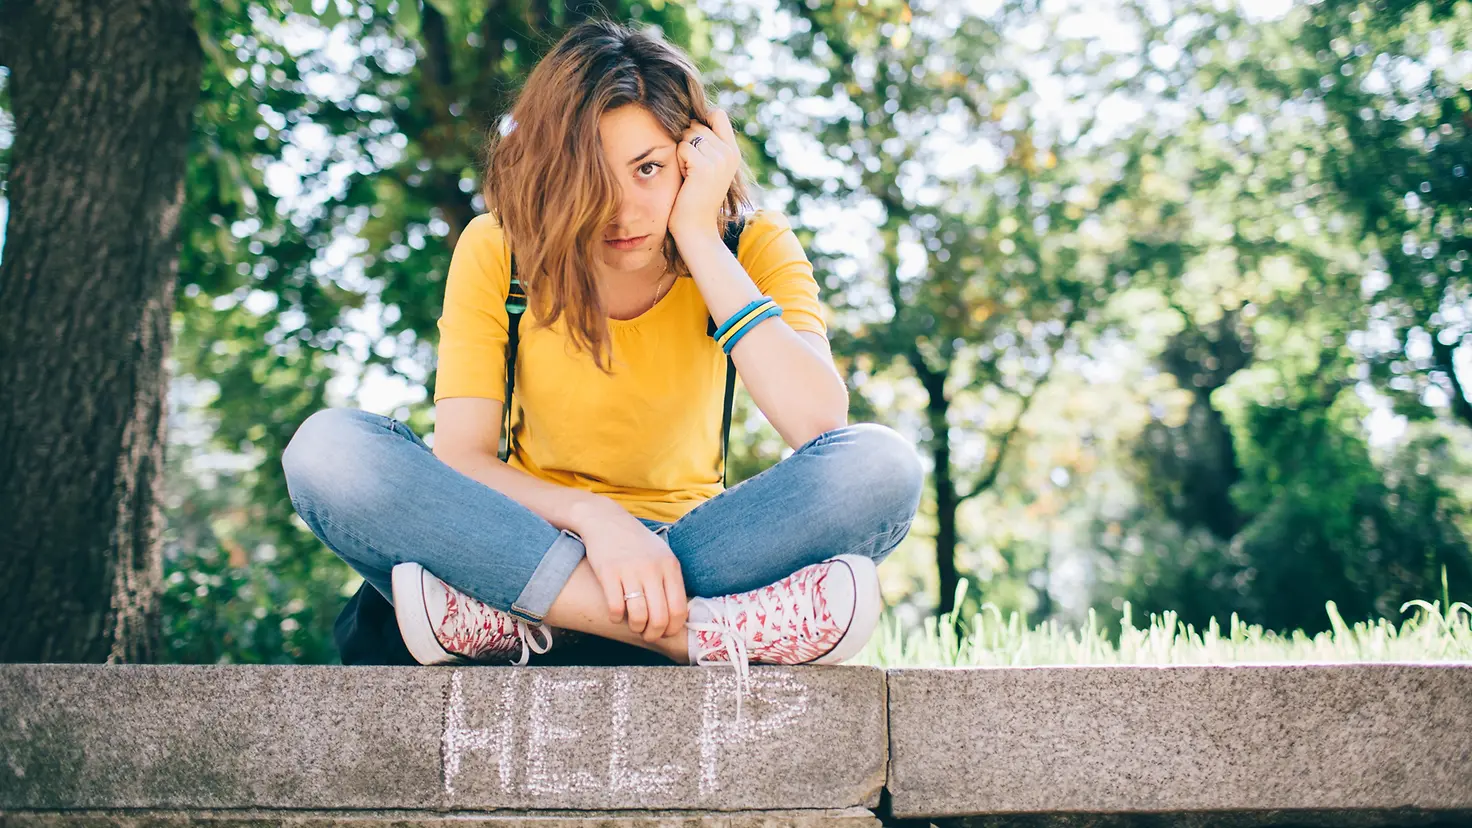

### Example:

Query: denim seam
xmin=845 ymin=515 xmax=914 ymax=559
xmin=387 ymin=418 xmax=416 ymax=442
xmin=876 ymin=518 xmax=914 ymax=555
xmin=847 ymin=526 xmax=894 ymax=558
xmin=794 ymin=425 xmax=849 ymax=455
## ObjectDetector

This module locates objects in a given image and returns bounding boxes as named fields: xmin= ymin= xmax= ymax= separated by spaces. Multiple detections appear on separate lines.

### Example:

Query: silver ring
xmin=690 ymin=136 xmax=702 ymax=149
xmin=624 ymin=591 xmax=644 ymax=600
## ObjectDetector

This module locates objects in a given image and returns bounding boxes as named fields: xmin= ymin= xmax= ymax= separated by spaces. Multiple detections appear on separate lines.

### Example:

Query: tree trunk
xmin=933 ymin=422 xmax=961 ymax=618
xmin=918 ymin=371 xmax=960 ymax=618
xmin=0 ymin=0 xmax=201 ymax=662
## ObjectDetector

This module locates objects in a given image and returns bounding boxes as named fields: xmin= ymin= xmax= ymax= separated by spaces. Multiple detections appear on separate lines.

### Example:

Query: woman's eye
xmin=637 ymin=162 xmax=663 ymax=179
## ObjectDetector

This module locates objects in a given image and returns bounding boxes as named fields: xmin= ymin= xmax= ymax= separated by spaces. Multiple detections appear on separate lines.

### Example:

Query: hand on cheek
xmin=668 ymin=108 xmax=739 ymax=240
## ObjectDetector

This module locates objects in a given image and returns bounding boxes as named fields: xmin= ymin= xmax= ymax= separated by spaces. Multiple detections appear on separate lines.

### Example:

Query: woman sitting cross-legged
xmin=280 ymin=19 xmax=924 ymax=712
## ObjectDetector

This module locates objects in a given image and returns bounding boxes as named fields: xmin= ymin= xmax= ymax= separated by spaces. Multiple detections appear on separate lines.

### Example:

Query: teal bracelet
xmin=712 ymin=298 xmax=773 ymax=341
xmin=721 ymin=304 xmax=784 ymax=354
xmin=715 ymin=298 xmax=777 ymax=351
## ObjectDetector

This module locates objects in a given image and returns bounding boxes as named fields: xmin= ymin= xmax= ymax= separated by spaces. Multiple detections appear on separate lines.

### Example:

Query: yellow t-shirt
xmin=432 ymin=208 xmax=830 ymax=523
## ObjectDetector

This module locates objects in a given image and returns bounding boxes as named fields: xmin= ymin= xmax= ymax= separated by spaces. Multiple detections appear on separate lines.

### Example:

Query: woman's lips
xmin=605 ymin=234 xmax=649 ymax=251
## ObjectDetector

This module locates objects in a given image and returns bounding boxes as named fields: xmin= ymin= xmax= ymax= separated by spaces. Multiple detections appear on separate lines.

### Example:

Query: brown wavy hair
xmin=480 ymin=19 xmax=755 ymax=375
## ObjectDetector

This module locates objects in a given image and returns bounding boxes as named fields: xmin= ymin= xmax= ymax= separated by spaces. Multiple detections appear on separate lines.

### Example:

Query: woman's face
xmin=596 ymin=103 xmax=683 ymax=275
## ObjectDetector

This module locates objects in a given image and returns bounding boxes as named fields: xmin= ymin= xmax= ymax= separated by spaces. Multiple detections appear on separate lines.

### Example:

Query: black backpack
xmin=332 ymin=215 xmax=748 ymax=666
xmin=501 ymin=214 xmax=747 ymax=486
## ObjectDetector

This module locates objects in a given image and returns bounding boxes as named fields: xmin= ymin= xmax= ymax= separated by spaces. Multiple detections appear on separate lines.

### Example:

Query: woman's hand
xmin=575 ymin=501 xmax=690 ymax=642
xmin=667 ymin=108 xmax=740 ymax=241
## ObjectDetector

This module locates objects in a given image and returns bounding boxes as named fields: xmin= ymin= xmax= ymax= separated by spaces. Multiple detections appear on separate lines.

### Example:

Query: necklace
xmin=648 ymin=262 xmax=671 ymax=311
xmin=604 ymin=260 xmax=671 ymax=320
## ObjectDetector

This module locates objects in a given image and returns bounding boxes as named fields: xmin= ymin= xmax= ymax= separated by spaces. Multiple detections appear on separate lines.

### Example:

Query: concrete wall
xmin=2 ymin=663 xmax=1469 ymax=827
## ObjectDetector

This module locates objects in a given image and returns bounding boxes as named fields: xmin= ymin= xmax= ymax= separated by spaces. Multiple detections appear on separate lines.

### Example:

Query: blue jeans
xmin=281 ymin=407 xmax=925 ymax=625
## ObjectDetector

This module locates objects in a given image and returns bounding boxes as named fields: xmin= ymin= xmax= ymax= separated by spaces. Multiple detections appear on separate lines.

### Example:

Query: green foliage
xmin=136 ymin=0 xmax=1472 ymax=662
xmin=159 ymin=391 xmax=353 ymax=663
xmin=1079 ymin=0 xmax=1472 ymax=635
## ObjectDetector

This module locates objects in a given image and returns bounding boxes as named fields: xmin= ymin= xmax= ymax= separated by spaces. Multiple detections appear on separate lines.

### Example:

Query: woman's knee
xmin=828 ymin=422 xmax=925 ymax=520
xmin=281 ymin=407 xmax=385 ymax=511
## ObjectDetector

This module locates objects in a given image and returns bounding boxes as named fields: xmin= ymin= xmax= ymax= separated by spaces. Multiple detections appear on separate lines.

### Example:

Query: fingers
xmin=707 ymin=108 xmax=737 ymax=146
xmin=682 ymin=109 xmax=732 ymax=157
xmin=661 ymin=558 xmax=689 ymax=639
xmin=602 ymin=571 xmax=627 ymax=624
xmin=676 ymin=139 xmax=700 ymax=176
xmin=624 ymin=577 xmax=651 ymax=636
xmin=640 ymin=575 xmax=669 ymax=642
xmin=682 ymin=124 xmax=718 ymax=157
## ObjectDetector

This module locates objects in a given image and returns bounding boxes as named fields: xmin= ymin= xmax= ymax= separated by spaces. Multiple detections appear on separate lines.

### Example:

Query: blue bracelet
xmin=716 ymin=298 xmax=777 ymax=350
xmin=721 ymin=304 xmax=784 ymax=355
xmin=712 ymin=298 xmax=774 ymax=341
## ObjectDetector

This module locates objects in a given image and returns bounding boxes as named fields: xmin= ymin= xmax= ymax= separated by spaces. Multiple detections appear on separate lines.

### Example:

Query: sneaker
xmin=391 ymin=561 xmax=554 ymax=666
xmin=684 ymin=554 xmax=881 ymax=720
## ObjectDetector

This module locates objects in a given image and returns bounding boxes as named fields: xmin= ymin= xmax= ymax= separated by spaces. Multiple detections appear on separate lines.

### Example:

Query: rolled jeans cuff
xmin=509 ymin=529 xmax=585 ymax=623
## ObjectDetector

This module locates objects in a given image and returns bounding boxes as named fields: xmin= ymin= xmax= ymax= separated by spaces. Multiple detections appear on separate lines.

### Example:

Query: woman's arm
xmin=673 ymin=228 xmax=849 ymax=451
xmin=666 ymin=109 xmax=847 ymax=450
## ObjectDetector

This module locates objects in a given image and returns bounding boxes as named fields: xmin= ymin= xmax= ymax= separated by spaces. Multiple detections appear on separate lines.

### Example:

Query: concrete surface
xmin=0 ymin=664 xmax=887 ymax=812
xmin=8 ymin=661 xmax=1472 ymax=825
xmin=886 ymin=664 xmax=1472 ymax=821
xmin=0 ymin=808 xmax=881 ymax=827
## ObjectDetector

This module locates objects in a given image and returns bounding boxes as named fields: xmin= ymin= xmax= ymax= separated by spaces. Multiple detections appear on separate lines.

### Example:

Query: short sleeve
xmin=432 ymin=213 xmax=512 ymax=404
xmin=736 ymin=209 xmax=829 ymax=337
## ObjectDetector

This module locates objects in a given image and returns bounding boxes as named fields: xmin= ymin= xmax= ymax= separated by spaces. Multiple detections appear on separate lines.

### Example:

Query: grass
xmin=855 ymin=569 xmax=1472 ymax=668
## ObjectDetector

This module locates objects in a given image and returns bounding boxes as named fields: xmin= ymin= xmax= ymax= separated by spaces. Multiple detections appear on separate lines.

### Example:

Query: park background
xmin=2 ymin=0 xmax=1470 ymax=665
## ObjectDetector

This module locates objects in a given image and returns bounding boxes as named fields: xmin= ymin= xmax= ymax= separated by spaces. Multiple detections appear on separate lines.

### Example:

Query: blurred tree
xmin=761 ymin=0 xmax=1133 ymax=616
xmin=1087 ymin=0 xmax=1472 ymax=632
xmin=0 ymin=0 xmax=203 ymax=662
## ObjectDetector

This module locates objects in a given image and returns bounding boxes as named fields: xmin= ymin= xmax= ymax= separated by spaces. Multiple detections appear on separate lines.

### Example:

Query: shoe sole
xmin=809 ymin=554 xmax=881 ymax=665
xmin=391 ymin=561 xmax=466 ymax=666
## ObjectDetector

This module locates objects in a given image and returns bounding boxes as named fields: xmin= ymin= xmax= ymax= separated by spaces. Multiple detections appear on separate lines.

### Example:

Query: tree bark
xmin=0 ymin=0 xmax=201 ymax=662
xmin=909 ymin=351 xmax=959 ymax=617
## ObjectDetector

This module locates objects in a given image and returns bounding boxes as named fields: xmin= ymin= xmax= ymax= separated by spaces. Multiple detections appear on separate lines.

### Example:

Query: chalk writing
xmin=607 ymin=670 xmax=685 ymax=795
xmin=524 ymin=673 xmax=604 ymax=795
xmin=439 ymin=667 xmax=811 ymax=801
xmin=441 ymin=668 xmax=517 ymax=795
xmin=700 ymin=670 xmax=810 ymax=796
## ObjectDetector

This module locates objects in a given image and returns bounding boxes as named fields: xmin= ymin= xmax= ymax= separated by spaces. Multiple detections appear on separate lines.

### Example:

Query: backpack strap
xmin=500 ymin=255 xmax=525 ymax=463
xmin=501 ymin=214 xmax=747 ymax=487
xmin=712 ymin=214 xmax=746 ymax=487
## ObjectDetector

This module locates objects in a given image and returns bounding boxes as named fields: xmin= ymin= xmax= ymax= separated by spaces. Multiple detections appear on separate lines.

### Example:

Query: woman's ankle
xmin=654 ymin=629 xmax=689 ymax=664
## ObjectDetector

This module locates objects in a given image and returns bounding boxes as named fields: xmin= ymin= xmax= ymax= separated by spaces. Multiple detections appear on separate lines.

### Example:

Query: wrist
xmin=566 ymin=493 xmax=623 ymax=535
xmin=669 ymin=221 xmax=720 ymax=247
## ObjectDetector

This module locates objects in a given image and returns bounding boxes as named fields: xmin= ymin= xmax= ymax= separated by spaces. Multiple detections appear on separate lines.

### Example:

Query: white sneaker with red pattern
xmin=684 ymin=554 xmax=881 ymax=719
xmin=391 ymin=561 xmax=553 ymax=666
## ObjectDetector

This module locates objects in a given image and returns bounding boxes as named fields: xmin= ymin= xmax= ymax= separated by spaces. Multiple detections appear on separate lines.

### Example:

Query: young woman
xmin=281 ymin=20 xmax=924 ymax=705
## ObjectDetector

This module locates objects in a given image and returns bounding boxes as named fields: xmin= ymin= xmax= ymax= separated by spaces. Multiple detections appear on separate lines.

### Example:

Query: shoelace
xmin=508 ymin=618 xmax=554 ymax=667
xmin=685 ymin=566 xmax=829 ymax=722
xmin=439 ymin=579 xmax=555 ymax=666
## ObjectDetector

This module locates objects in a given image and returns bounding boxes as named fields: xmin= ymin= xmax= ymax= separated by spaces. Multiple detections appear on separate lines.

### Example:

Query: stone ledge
xmin=0 ymin=808 xmax=881 ymax=827
xmin=919 ymin=810 xmax=1472 ymax=828
xmin=886 ymin=663 xmax=1472 ymax=822
xmin=8 ymin=662 xmax=1472 ymax=824
xmin=0 ymin=664 xmax=887 ymax=812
